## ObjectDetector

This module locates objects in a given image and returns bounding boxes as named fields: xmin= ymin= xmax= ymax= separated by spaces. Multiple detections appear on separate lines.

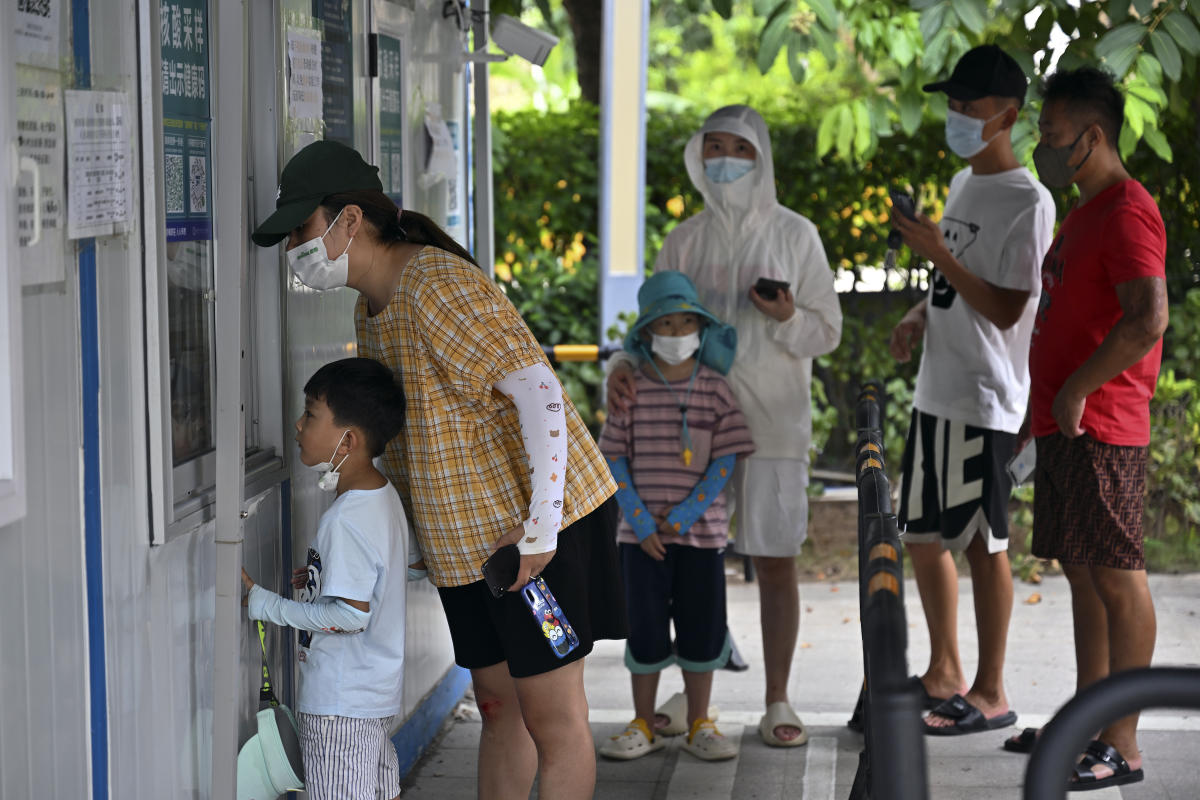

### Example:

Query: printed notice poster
xmin=378 ymin=33 xmax=403 ymax=208
xmin=15 ymin=0 xmax=62 ymax=67
xmin=313 ymin=0 xmax=354 ymax=145
xmin=65 ymin=90 xmax=133 ymax=239
xmin=287 ymin=28 xmax=324 ymax=123
xmin=161 ymin=0 xmax=213 ymax=241
xmin=445 ymin=119 xmax=466 ymax=247
xmin=15 ymin=66 xmax=66 ymax=284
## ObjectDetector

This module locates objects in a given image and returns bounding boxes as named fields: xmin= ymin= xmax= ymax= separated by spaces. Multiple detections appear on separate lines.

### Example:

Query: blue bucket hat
xmin=623 ymin=271 xmax=737 ymax=374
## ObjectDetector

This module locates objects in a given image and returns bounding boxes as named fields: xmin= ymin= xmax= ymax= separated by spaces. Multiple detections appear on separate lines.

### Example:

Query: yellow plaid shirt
xmin=356 ymin=246 xmax=616 ymax=587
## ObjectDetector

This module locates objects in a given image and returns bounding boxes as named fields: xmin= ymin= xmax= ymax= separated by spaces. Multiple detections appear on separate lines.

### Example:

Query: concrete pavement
xmin=400 ymin=572 xmax=1200 ymax=799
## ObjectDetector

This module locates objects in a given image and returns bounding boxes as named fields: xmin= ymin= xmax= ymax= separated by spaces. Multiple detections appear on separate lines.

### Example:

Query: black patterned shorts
xmin=1031 ymin=433 xmax=1147 ymax=570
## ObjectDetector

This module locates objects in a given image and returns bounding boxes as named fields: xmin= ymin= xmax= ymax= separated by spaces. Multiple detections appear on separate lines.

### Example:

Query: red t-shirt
xmin=1029 ymin=179 xmax=1166 ymax=446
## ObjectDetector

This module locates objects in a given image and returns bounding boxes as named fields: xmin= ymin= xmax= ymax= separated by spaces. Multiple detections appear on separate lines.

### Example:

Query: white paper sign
xmin=15 ymin=66 xmax=66 ymax=284
xmin=286 ymin=28 xmax=324 ymax=122
xmin=65 ymin=90 xmax=133 ymax=239
xmin=420 ymin=105 xmax=456 ymax=189
xmin=15 ymin=0 xmax=62 ymax=66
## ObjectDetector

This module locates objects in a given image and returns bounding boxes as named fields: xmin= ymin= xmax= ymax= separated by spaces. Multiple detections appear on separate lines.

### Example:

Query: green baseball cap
xmin=251 ymin=140 xmax=383 ymax=247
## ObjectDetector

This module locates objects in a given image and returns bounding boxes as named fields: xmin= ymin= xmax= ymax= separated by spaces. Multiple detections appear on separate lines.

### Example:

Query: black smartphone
xmin=754 ymin=277 xmax=790 ymax=300
xmin=889 ymin=189 xmax=917 ymax=221
xmin=481 ymin=544 xmax=520 ymax=598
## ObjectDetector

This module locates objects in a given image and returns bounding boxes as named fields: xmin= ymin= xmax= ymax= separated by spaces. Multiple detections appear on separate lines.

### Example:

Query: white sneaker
xmin=598 ymin=718 xmax=667 ymax=761
xmin=682 ymin=719 xmax=737 ymax=761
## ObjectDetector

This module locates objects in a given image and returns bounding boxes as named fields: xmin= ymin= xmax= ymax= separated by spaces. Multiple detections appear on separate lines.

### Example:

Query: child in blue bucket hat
xmin=597 ymin=271 xmax=755 ymax=762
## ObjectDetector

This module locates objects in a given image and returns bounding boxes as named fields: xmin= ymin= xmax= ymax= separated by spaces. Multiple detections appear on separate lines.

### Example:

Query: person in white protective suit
xmin=607 ymin=105 xmax=842 ymax=747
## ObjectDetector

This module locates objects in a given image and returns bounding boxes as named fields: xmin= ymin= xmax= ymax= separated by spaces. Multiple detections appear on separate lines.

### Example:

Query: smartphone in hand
xmin=889 ymin=190 xmax=918 ymax=221
xmin=754 ymin=277 xmax=790 ymax=300
xmin=481 ymin=544 xmax=520 ymax=598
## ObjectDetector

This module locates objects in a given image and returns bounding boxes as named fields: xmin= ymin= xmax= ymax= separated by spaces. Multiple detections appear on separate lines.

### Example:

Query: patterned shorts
xmin=1031 ymin=433 xmax=1147 ymax=570
xmin=297 ymin=713 xmax=401 ymax=800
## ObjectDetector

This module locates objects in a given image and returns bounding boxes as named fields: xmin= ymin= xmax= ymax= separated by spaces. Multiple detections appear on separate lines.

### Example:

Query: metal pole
xmin=211 ymin=0 xmax=249 ymax=796
xmin=470 ymin=0 xmax=495 ymax=278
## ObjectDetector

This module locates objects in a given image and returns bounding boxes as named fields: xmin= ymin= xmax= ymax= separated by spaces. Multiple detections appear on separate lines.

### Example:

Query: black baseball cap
xmin=922 ymin=45 xmax=1027 ymax=102
xmin=251 ymin=140 xmax=383 ymax=247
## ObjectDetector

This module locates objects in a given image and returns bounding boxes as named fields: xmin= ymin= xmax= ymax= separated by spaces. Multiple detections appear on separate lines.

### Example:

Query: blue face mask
xmin=944 ymin=109 xmax=1006 ymax=159
xmin=704 ymin=156 xmax=755 ymax=184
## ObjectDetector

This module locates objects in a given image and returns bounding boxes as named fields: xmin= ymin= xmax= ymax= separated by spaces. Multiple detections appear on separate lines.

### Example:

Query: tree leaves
xmin=1161 ymin=11 xmax=1200 ymax=56
xmin=950 ymin=0 xmax=986 ymax=35
xmin=1095 ymin=21 xmax=1146 ymax=63
xmin=1149 ymin=28 xmax=1182 ymax=82
xmin=898 ymin=91 xmax=924 ymax=137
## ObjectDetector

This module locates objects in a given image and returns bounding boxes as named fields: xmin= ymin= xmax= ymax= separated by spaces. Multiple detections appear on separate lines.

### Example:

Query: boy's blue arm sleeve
xmin=607 ymin=456 xmax=658 ymax=542
xmin=665 ymin=453 xmax=737 ymax=536
xmin=248 ymin=584 xmax=371 ymax=634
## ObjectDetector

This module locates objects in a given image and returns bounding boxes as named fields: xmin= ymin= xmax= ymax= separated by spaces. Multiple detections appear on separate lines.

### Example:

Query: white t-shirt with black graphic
xmin=912 ymin=166 xmax=1055 ymax=433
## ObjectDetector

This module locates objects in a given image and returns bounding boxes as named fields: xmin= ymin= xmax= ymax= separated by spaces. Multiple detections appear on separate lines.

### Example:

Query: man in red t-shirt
xmin=1024 ymin=67 xmax=1169 ymax=792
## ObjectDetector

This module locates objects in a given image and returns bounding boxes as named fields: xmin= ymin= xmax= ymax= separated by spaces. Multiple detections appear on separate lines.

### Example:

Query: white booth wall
xmin=0 ymin=0 xmax=468 ymax=796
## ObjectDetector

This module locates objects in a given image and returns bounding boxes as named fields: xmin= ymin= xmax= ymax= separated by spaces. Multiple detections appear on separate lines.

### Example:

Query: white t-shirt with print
xmin=912 ymin=166 xmax=1055 ymax=433
xmin=296 ymin=484 xmax=409 ymax=718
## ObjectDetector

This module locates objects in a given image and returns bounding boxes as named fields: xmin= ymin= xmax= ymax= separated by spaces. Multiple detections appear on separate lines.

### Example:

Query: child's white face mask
xmin=651 ymin=332 xmax=700 ymax=365
xmin=310 ymin=430 xmax=351 ymax=492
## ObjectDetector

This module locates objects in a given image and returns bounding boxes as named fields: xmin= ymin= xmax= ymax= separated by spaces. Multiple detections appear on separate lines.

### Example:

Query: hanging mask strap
xmin=258 ymin=619 xmax=279 ymax=708
xmin=646 ymin=334 xmax=705 ymax=466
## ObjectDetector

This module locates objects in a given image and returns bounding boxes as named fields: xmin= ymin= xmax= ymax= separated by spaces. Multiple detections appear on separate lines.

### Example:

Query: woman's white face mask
xmin=287 ymin=208 xmax=352 ymax=291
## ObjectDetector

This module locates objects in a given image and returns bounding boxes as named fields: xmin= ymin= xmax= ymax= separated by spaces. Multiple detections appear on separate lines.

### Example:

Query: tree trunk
xmin=563 ymin=0 xmax=602 ymax=105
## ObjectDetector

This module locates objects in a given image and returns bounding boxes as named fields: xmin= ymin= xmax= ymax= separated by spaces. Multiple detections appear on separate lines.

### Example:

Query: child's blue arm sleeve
xmin=607 ymin=456 xmax=658 ymax=542
xmin=666 ymin=453 xmax=737 ymax=536
xmin=248 ymin=584 xmax=371 ymax=634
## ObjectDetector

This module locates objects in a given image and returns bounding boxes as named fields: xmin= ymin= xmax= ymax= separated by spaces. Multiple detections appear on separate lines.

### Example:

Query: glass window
xmin=160 ymin=0 xmax=216 ymax=468
xmin=165 ymin=240 xmax=215 ymax=464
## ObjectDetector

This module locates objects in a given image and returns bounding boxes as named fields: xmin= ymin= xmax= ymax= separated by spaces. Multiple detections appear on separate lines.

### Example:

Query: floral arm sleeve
xmin=607 ymin=456 xmax=658 ymax=542
xmin=665 ymin=453 xmax=737 ymax=536
xmin=494 ymin=363 xmax=567 ymax=555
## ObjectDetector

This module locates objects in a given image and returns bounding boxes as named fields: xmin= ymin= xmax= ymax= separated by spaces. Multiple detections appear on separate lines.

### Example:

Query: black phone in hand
xmin=889 ymin=189 xmax=917 ymax=221
xmin=482 ymin=544 xmax=520 ymax=598
xmin=754 ymin=277 xmax=790 ymax=300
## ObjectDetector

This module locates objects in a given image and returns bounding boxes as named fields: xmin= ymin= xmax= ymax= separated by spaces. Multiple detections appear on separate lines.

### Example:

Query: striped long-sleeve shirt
xmin=598 ymin=365 xmax=755 ymax=548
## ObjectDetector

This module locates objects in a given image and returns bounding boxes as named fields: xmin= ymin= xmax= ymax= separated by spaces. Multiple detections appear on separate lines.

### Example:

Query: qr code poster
xmin=162 ymin=119 xmax=213 ymax=242
xmin=189 ymin=154 xmax=208 ymax=214
xmin=165 ymin=153 xmax=185 ymax=214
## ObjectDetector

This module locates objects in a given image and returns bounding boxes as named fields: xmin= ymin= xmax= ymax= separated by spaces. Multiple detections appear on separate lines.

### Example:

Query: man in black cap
xmin=884 ymin=44 xmax=1057 ymax=736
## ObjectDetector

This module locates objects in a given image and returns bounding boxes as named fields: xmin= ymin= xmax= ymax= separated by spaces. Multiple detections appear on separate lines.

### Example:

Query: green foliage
xmin=1143 ymin=290 xmax=1200 ymax=568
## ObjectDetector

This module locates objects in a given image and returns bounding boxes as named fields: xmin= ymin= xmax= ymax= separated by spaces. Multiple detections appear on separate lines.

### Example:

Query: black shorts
xmin=436 ymin=497 xmax=627 ymax=678
xmin=898 ymin=409 xmax=1016 ymax=553
xmin=620 ymin=543 xmax=729 ymax=673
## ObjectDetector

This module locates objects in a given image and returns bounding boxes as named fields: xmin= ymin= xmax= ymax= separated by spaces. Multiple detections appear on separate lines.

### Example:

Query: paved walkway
xmin=401 ymin=573 xmax=1200 ymax=799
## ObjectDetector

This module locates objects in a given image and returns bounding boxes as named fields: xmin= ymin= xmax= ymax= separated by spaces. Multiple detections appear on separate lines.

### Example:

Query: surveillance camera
xmin=491 ymin=14 xmax=558 ymax=67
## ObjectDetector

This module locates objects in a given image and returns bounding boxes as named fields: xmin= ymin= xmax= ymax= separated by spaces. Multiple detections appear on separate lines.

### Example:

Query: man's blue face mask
xmin=704 ymin=156 xmax=755 ymax=184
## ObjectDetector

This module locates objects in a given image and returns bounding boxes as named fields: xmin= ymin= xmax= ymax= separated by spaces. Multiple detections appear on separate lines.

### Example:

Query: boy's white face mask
xmin=287 ymin=208 xmax=352 ymax=291
xmin=310 ymin=430 xmax=351 ymax=492
xmin=651 ymin=332 xmax=701 ymax=365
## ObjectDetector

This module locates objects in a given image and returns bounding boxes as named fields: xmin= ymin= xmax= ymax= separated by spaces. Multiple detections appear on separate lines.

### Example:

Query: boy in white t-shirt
xmin=242 ymin=357 xmax=410 ymax=800
xmin=882 ymin=45 xmax=1055 ymax=738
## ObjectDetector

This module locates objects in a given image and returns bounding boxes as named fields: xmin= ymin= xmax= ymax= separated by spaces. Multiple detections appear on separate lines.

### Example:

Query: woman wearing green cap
xmin=253 ymin=140 xmax=626 ymax=800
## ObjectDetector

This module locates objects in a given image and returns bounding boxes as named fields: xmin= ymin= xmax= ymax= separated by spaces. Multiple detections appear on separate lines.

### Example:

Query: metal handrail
xmin=1024 ymin=667 xmax=1200 ymax=800
xmin=541 ymin=343 xmax=621 ymax=364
